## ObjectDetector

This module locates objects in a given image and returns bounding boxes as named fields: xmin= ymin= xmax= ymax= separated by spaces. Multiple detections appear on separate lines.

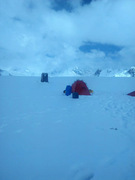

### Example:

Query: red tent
xmin=127 ymin=91 xmax=135 ymax=97
xmin=72 ymin=80 xmax=90 ymax=95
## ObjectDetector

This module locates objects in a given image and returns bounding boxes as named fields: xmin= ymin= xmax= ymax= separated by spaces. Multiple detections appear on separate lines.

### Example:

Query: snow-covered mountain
xmin=0 ymin=68 xmax=35 ymax=76
xmin=0 ymin=69 xmax=11 ymax=76
xmin=0 ymin=66 xmax=135 ymax=77
xmin=127 ymin=67 xmax=135 ymax=77
xmin=72 ymin=66 xmax=135 ymax=77
xmin=95 ymin=67 xmax=135 ymax=77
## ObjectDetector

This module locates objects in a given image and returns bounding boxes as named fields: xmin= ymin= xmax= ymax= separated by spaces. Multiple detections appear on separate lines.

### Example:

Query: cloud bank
xmin=0 ymin=0 xmax=135 ymax=75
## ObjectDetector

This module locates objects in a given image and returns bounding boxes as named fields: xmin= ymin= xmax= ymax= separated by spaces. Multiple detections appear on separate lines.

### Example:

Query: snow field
xmin=0 ymin=76 xmax=135 ymax=180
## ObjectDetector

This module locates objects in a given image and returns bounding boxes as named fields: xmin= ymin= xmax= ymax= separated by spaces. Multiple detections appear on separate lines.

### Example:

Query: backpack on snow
xmin=65 ymin=85 xmax=72 ymax=96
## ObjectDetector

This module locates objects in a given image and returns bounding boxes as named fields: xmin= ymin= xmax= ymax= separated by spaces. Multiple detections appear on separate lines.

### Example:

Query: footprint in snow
xmin=71 ymin=166 xmax=94 ymax=180
xmin=81 ymin=173 xmax=94 ymax=180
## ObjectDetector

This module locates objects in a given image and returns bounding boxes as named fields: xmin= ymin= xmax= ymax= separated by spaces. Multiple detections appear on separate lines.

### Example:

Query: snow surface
xmin=0 ymin=76 xmax=135 ymax=180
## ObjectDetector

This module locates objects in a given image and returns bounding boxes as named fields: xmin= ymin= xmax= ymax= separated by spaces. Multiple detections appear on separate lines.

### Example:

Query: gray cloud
xmin=0 ymin=0 xmax=135 ymax=75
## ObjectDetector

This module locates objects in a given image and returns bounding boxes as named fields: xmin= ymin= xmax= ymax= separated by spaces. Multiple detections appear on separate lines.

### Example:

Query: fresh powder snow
xmin=0 ymin=76 xmax=135 ymax=180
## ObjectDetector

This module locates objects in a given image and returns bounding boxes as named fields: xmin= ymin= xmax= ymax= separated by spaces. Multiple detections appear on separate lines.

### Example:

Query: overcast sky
xmin=0 ymin=0 xmax=135 ymax=75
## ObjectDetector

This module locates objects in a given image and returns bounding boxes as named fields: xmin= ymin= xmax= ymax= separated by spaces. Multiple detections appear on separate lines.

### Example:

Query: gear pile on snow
xmin=64 ymin=80 xmax=91 ymax=97
xmin=72 ymin=80 xmax=90 ymax=95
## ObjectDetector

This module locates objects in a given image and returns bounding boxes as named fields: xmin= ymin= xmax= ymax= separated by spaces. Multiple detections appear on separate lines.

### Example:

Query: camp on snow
xmin=64 ymin=80 xmax=93 ymax=96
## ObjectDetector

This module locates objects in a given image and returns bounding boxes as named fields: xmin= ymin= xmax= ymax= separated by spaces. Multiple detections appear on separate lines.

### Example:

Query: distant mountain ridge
xmin=72 ymin=66 xmax=135 ymax=77
xmin=0 ymin=69 xmax=11 ymax=76
xmin=94 ymin=67 xmax=135 ymax=77
xmin=0 ymin=67 xmax=135 ymax=77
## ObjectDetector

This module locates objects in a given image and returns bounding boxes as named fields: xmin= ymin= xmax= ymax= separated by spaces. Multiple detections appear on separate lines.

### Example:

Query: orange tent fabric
xmin=72 ymin=80 xmax=90 ymax=95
